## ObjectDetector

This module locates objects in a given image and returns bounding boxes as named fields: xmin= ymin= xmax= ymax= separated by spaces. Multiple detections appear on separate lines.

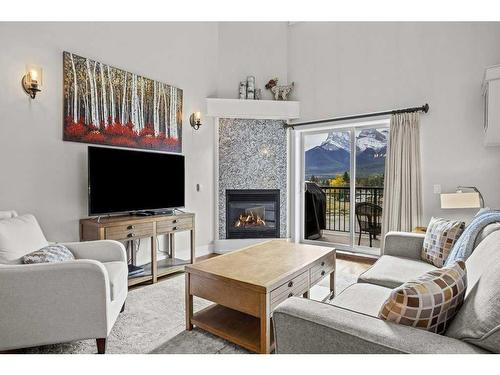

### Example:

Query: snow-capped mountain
xmin=320 ymin=131 xmax=351 ymax=151
xmin=320 ymin=128 xmax=387 ymax=152
xmin=306 ymin=128 xmax=388 ymax=178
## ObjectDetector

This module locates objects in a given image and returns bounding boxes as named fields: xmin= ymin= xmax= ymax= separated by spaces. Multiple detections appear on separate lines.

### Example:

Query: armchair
xmin=0 ymin=212 xmax=127 ymax=353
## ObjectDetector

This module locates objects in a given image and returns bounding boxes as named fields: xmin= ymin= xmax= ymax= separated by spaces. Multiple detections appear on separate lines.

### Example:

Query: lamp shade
xmin=440 ymin=192 xmax=481 ymax=209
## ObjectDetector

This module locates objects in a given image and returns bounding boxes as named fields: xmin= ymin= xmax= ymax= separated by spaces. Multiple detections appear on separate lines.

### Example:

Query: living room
xmin=2 ymin=0 xmax=500 ymax=371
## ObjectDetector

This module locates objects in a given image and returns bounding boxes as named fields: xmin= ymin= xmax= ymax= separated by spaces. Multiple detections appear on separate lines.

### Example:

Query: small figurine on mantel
xmin=265 ymin=78 xmax=294 ymax=101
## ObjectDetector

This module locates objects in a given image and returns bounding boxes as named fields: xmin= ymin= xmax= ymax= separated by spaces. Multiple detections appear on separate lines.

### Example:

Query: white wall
xmin=217 ymin=22 xmax=289 ymax=100
xmin=2 ymin=22 xmax=499 ymax=255
xmin=0 ymin=22 xmax=218 ymax=256
xmin=288 ymin=22 xmax=500 ymax=225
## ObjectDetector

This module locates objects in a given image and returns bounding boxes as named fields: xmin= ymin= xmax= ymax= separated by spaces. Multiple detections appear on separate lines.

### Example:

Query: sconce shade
xmin=440 ymin=192 xmax=481 ymax=209
xmin=190 ymin=112 xmax=202 ymax=130
xmin=22 ymin=64 xmax=43 ymax=99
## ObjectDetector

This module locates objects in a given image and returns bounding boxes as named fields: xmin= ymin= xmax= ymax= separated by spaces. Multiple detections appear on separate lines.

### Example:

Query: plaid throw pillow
xmin=378 ymin=261 xmax=467 ymax=334
xmin=421 ymin=217 xmax=465 ymax=267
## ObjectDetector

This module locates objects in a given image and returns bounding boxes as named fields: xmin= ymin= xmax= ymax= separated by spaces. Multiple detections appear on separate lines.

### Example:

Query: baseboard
xmin=212 ymin=239 xmax=276 ymax=254
xmin=196 ymin=243 xmax=214 ymax=257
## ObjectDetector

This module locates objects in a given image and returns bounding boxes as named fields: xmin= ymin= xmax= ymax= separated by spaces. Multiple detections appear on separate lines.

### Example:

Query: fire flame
xmin=234 ymin=211 xmax=266 ymax=228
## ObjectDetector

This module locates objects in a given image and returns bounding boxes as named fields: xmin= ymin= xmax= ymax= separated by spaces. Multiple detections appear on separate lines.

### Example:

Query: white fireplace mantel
xmin=205 ymin=98 xmax=300 ymax=120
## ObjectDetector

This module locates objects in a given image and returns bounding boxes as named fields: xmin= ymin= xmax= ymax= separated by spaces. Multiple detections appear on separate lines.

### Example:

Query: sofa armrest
xmin=61 ymin=240 xmax=127 ymax=263
xmin=273 ymin=297 xmax=485 ymax=354
xmin=383 ymin=231 xmax=425 ymax=259
xmin=0 ymin=260 xmax=111 ymax=350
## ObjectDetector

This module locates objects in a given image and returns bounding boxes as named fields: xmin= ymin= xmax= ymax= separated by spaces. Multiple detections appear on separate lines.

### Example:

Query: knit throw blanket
xmin=444 ymin=210 xmax=500 ymax=266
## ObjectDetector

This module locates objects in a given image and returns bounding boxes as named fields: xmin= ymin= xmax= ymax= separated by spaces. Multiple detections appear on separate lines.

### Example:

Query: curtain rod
xmin=284 ymin=103 xmax=429 ymax=129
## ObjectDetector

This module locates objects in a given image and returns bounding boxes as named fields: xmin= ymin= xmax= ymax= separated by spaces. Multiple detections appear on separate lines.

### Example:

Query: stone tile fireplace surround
xmin=218 ymin=118 xmax=288 ymax=239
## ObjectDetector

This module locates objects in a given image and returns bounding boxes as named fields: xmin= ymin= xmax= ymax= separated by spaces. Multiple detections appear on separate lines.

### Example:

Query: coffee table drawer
xmin=310 ymin=253 xmax=335 ymax=285
xmin=105 ymin=222 xmax=154 ymax=240
xmin=270 ymin=271 xmax=309 ymax=311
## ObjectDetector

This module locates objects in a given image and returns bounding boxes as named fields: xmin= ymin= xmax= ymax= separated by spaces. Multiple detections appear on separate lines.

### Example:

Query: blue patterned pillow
xmin=22 ymin=244 xmax=75 ymax=264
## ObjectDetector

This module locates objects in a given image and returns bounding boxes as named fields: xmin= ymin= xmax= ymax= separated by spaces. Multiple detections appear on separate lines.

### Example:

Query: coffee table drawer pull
xmin=288 ymin=292 xmax=293 ymax=298
xmin=321 ymin=261 xmax=325 ymax=266
xmin=321 ymin=270 xmax=326 ymax=276
xmin=288 ymin=281 xmax=293 ymax=288
xmin=128 ymin=225 xmax=136 ymax=230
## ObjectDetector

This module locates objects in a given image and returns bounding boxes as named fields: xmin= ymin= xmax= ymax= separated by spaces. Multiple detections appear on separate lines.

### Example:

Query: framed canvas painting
xmin=63 ymin=51 xmax=183 ymax=153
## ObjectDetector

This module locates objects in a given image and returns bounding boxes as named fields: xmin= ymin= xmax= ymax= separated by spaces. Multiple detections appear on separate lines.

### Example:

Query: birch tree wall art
xmin=63 ymin=52 xmax=183 ymax=153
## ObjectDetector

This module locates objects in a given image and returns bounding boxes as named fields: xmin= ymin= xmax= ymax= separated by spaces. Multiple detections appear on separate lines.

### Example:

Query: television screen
xmin=88 ymin=146 xmax=185 ymax=215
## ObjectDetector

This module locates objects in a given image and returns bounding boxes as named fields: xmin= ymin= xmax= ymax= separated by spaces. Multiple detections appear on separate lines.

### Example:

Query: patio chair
xmin=355 ymin=202 xmax=382 ymax=247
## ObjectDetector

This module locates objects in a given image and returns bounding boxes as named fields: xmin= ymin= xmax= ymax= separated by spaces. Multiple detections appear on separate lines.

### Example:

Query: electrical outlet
xmin=433 ymin=184 xmax=441 ymax=194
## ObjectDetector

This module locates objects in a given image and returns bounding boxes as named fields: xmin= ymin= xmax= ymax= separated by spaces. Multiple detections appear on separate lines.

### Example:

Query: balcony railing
xmin=320 ymin=186 xmax=383 ymax=233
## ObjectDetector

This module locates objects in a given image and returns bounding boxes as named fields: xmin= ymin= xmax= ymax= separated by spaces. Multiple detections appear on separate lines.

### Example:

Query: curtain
xmin=382 ymin=112 xmax=423 ymax=241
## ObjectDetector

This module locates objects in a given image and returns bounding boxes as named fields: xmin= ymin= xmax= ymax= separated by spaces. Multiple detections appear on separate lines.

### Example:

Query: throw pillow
xmin=378 ymin=261 xmax=467 ymax=335
xmin=22 ymin=244 xmax=75 ymax=264
xmin=0 ymin=214 xmax=49 ymax=264
xmin=421 ymin=217 xmax=465 ymax=267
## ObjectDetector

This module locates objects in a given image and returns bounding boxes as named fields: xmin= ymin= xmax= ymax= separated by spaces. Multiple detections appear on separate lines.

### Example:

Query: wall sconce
xmin=190 ymin=112 xmax=202 ymax=130
xmin=22 ymin=65 xmax=43 ymax=99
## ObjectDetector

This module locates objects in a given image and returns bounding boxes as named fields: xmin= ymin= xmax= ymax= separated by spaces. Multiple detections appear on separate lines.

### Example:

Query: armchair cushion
xmin=0 ymin=210 xmax=18 ymax=220
xmin=102 ymin=261 xmax=128 ymax=301
xmin=358 ymin=255 xmax=436 ymax=289
xmin=22 ymin=244 xmax=75 ymax=264
xmin=0 ymin=214 xmax=48 ymax=264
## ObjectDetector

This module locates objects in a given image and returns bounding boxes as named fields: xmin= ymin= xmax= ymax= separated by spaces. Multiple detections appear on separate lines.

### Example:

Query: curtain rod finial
xmin=423 ymin=103 xmax=429 ymax=113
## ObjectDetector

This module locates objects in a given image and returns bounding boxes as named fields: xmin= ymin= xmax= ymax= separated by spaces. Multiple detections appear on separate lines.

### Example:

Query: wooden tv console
xmin=80 ymin=212 xmax=195 ymax=287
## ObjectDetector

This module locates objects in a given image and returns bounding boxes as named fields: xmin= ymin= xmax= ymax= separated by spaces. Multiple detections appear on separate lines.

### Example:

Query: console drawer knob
xmin=127 ymin=233 xmax=135 ymax=238
xmin=321 ymin=261 xmax=325 ymax=266
xmin=288 ymin=292 xmax=293 ymax=298
xmin=288 ymin=281 xmax=293 ymax=288
xmin=321 ymin=270 xmax=326 ymax=276
xmin=128 ymin=225 xmax=135 ymax=230
xmin=172 ymin=226 xmax=177 ymax=231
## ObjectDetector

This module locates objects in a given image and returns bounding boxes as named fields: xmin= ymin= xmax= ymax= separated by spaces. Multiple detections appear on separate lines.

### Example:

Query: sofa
xmin=274 ymin=228 xmax=500 ymax=354
xmin=0 ymin=212 xmax=128 ymax=353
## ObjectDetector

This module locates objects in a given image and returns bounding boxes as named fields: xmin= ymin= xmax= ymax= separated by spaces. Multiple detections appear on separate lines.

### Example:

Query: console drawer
xmin=270 ymin=271 xmax=309 ymax=311
xmin=157 ymin=217 xmax=193 ymax=234
xmin=105 ymin=222 xmax=154 ymax=240
xmin=310 ymin=253 xmax=335 ymax=285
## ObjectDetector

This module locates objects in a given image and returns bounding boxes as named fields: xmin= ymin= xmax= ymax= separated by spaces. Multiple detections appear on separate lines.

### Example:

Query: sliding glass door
xmin=301 ymin=121 xmax=388 ymax=255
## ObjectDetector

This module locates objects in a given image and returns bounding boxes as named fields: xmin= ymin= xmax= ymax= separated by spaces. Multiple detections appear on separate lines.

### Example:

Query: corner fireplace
xmin=226 ymin=189 xmax=280 ymax=239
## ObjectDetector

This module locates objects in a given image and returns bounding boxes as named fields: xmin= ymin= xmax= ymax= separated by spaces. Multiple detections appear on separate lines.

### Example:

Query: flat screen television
xmin=88 ymin=146 xmax=185 ymax=215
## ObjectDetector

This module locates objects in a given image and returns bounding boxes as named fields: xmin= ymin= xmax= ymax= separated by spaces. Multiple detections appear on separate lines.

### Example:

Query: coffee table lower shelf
xmin=191 ymin=304 xmax=274 ymax=353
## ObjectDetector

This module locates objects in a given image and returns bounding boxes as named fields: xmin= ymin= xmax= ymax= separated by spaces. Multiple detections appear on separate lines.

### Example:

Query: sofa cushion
xmin=0 ymin=214 xmax=48 ymax=264
xmin=379 ymin=261 xmax=467 ymax=334
xmin=358 ymin=255 xmax=437 ymax=289
xmin=421 ymin=217 xmax=465 ymax=267
xmin=22 ymin=244 xmax=75 ymax=264
xmin=445 ymin=230 xmax=500 ymax=353
xmin=102 ymin=261 xmax=128 ymax=301
xmin=473 ymin=222 xmax=500 ymax=249
xmin=329 ymin=283 xmax=393 ymax=317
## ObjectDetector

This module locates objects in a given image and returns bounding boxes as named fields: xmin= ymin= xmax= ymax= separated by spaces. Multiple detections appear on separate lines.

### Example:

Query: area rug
xmin=22 ymin=259 xmax=366 ymax=354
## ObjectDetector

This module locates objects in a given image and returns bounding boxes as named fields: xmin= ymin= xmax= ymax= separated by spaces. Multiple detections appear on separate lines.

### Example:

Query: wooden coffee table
xmin=185 ymin=240 xmax=335 ymax=353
